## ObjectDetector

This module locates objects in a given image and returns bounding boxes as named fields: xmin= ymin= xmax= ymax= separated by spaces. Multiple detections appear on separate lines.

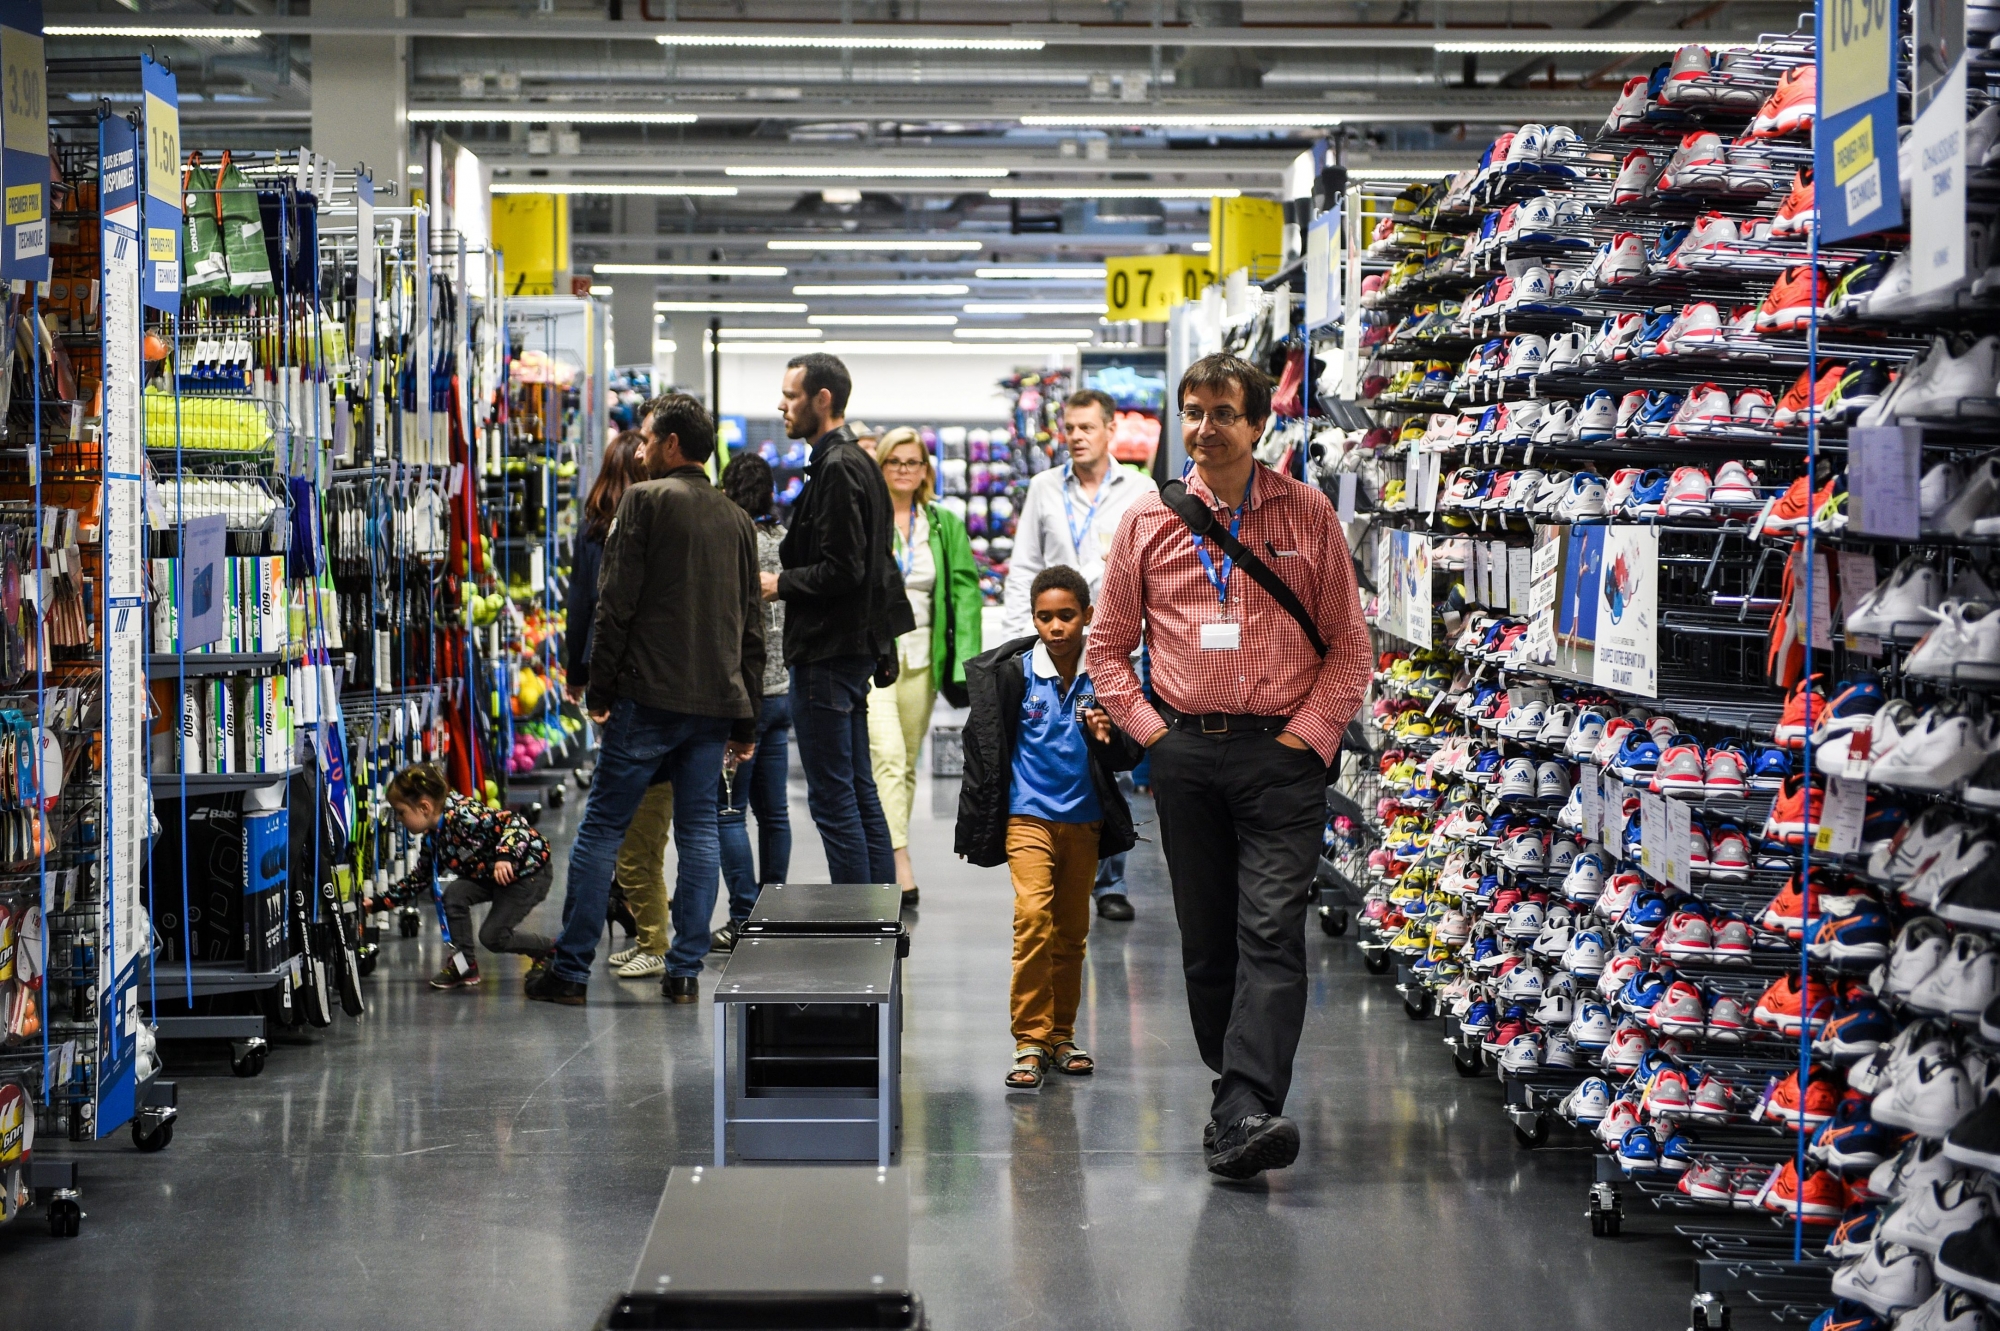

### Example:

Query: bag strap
xmin=1158 ymin=478 xmax=1328 ymax=658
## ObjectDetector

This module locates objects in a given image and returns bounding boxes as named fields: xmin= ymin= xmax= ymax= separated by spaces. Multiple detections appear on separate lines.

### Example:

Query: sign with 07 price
xmin=1104 ymin=253 xmax=1213 ymax=323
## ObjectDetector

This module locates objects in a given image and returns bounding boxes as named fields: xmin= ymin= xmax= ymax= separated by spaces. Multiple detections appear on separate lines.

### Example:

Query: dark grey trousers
xmin=443 ymin=864 xmax=556 ymax=958
xmin=1149 ymin=726 xmax=1327 ymax=1127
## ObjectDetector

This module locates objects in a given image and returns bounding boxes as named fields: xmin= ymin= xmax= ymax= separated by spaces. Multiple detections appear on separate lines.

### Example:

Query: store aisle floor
xmin=2 ymin=759 xmax=1690 ymax=1331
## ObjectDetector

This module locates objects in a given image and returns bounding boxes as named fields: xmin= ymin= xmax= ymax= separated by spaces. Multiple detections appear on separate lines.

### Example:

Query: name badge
xmin=1199 ymin=621 xmax=1241 ymax=651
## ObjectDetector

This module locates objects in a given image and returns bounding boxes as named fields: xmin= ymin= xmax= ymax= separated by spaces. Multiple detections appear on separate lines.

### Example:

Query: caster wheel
xmin=1452 ymin=1046 xmax=1483 ymax=1077
xmin=1513 ymin=1118 xmax=1546 ymax=1149
xmin=1402 ymin=991 xmax=1431 ymax=1020
xmin=520 ymin=803 xmax=544 ymax=827
xmin=132 ymin=1120 xmax=173 ymax=1152
xmin=231 ymin=1048 xmax=265 ymax=1078
xmin=1318 ymin=909 xmax=1349 ymax=937
xmin=48 ymin=1198 xmax=80 ymax=1237
xmin=574 ymin=767 xmax=592 ymax=790
xmin=399 ymin=913 xmax=421 ymax=938
xmin=1362 ymin=950 xmax=1391 ymax=975
xmin=1590 ymin=1211 xmax=1609 ymax=1237
xmin=356 ymin=946 xmax=378 ymax=978
xmin=547 ymin=784 xmax=566 ymax=808
xmin=1689 ymin=1292 xmax=1729 ymax=1329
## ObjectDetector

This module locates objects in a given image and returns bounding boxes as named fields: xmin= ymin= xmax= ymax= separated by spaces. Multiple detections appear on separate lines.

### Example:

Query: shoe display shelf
xmin=1318 ymin=22 xmax=2000 ymax=1327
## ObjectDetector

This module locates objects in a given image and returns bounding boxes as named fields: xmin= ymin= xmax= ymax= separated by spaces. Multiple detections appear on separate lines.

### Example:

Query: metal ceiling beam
xmin=44 ymin=14 xmax=1766 ymax=50
xmin=408 ymin=92 xmax=1617 ymax=122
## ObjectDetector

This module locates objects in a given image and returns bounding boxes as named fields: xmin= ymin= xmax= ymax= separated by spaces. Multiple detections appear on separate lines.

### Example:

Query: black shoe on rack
xmin=710 ymin=922 xmax=742 ymax=953
xmin=1206 ymin=1114 xmax=1301 ymax=1180
xmin=1936 ymin=1217 xmax=2000 ymax=1301
xmin=1095 ymin=893 xmax=1135 ymax=921
xmin=663 ymin=975 xmax=699 ymax=1004
xmin=525 ymin=968 xmax=587 ymax=1005
xmin=1945 ymin=1093 xmax=2000 ymax=1173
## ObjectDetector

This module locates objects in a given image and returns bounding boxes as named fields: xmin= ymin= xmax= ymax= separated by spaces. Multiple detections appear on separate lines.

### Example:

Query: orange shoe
xmin=1752 ymin=64 xmax=1817 ymax=138
xmin=1758 ymin=1158 xmax=1849 ymax=1221
xmin=1759 ymin=474 xmax=1815 ymax=537
xmin=1755 ymin=866 xmax=1840 ymax=936
xmin=1771 ymin=364 xmax=1846 ymax=426
xmin=1772 ymin=675 xmax=1827 ymax=748
xmin=1755 ymin=1065 xmax=1841 ymax=1128
xmin=1771 ymin=168 xmax=1816 ymax=238
xmin=1752 ymin=970 xmax=1837 ymax=1035
xmin=1757 ymin=265 xmax=1828 ymax=332
xmin=1762 ymin=777 xmax=1828 ymax=846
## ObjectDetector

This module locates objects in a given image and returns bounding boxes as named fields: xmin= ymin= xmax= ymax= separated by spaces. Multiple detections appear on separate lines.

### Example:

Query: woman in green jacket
xmin=869 ymin=426 xmax=983 ymax=904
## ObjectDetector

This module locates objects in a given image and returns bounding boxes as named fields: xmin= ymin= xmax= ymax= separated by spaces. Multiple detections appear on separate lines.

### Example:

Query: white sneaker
xmin=1847 ymin=556 xmax=1943 ymax=640
xmin=1869 ymin=1135 xmax=1962 ymax=1204
xmin=608 ymin=945 xmax=644 ymax=968
xmin=1830 ymin=1241 xmax=1936 ymax=1317
xmin=1921 ymin=461 xmax=1964 ymax=527
xmin=1711 ymin=460 xmax=1761 ymax=505
xmin=616 ymin=952 xmax=667 ymax=979
xmin=1543 ymin=332 xmax=1587 ymax=373
xmin=1883 ymin=919 xmax=1953 ymax=1001
xmin=1889 ymin=1287 xmax=1990 ymax=1331
xmin=1937 ymin=456 xmax=2000 ymax=537
xmin=1602 ymin=231 xmax=1647 ymax=284
xmin=1857 ymin=337 xmax=1945 ymax=427
xmin=1557 ymin=473 xmax=1608 ymax=521
xmin=1874 ymin=1056 xmax=1979 ymax=1139
xmin=1907 ymin=933 xmax=1999 ymax=1020
xmin=1662 ymin=466 xmax=1713 ymax=516
xmin=1897 ymin=336 xmax=2000 ymax=420
xmin=1532 ymin=400 xmax=1578 ymax=442
xmin=1881 ymin=1178 xmax=1998 ymax=1256
xmin=1908 ymin=601 xmax=2000 ymax=684
xmin=1872 ymin=710 xmax=1998 ymax=791
xmin=1612 ymin=153 xmax=1654 ymax=205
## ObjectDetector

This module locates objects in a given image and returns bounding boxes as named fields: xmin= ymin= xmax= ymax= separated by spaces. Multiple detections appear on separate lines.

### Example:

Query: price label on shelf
xmin=1639 ymin=791 xmax=1667 ymax=882
xmin=1665 ymin=797 xmax=1693 ymax=890
xmin=1813 ymin=775 xmax=1867 ymax=856
xmin=1580 ymin=764 xmax=1601 ymax=842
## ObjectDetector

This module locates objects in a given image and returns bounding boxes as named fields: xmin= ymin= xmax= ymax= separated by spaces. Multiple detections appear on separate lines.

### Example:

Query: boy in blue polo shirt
xmin=954 ymin=565 xmax=1143 ymax=1092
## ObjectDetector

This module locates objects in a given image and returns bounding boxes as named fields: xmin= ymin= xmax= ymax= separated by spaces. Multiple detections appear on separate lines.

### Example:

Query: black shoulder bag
xmin=1157 ymin=478 xmax=1328 ymax=658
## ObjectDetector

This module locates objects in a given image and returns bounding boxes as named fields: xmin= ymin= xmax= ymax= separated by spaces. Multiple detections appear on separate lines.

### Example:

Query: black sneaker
xmin=1936 ymin=859 xmax=2000 ymax=931
xmin=710 ymin=922 xmax=742 ymax=953
xmin=1945 ymin=1094 xmax=2000 ymax=1173
xmin=1206 ymin=1114 xmax=1301 ymax=1180
xmin=525 ymin=969 xmax=587 ymax=1005
xmin=1936 ymin=1216 xmax=2000 ymax=1301
xmin=1201 ymin=1120 xmax=1220 ymax=1156
xmin=1095 ymin=893 xmax=1135 ymax=921
xmin=663 ymin=975 xmax=699 ymax=1004
xmin=429 ymin=953 xmax=480 ymax=990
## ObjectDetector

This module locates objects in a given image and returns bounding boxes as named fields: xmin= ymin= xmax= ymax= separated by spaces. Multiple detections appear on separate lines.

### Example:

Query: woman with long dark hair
xmin=710 ymin=452 xmax=792 ymax=952
xmin=563 ymin=425 xmax=672 ymax=977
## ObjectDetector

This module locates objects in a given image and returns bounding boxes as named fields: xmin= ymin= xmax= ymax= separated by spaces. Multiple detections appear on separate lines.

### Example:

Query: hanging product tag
xmin=1665 ymin=798 xmax=1692 ymax=890
xmin=1639 ymin=791 xmax=1667 ymax=882
xmin=1814 ymin=775 xmax=1866 ymax=856
xmin=1841 ymin=730 xmax=1874 ymax=781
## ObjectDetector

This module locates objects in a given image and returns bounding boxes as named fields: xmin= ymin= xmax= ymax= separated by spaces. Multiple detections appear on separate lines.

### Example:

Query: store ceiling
xmin=45 ymin=0 xmax=1802 ymax=331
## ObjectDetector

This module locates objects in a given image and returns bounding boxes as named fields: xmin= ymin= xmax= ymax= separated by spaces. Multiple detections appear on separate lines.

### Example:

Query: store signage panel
xmin=1817 ymin=0 xmax=1904 ymax=241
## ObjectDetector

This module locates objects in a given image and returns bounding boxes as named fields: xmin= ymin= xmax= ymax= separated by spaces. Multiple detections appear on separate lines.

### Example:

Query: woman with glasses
xmin=868 ymin=427 xmax=982 ymax=905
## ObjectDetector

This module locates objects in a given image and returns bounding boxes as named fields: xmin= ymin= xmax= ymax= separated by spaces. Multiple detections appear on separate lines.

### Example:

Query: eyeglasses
xmin=883 ymin=457 xmax=928 ymax=469
xmin=1182 ymin=406 xmax=1248 ymax=427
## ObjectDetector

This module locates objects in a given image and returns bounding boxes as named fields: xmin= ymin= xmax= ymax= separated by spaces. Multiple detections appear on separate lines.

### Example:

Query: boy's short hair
xmin=1030 ymin=564 xmax=1091 ymax=610
xmin=387 ymin=763 xmax=450 ymax=806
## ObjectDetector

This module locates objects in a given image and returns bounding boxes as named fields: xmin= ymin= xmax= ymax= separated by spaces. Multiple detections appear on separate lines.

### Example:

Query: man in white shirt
xmin=1001 ymin=388 xmax=1158 ymax=921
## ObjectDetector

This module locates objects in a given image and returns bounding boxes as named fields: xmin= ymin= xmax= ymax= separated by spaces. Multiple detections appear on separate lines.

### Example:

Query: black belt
xmin=1156 ymin=702 xmax=1289 ymax=736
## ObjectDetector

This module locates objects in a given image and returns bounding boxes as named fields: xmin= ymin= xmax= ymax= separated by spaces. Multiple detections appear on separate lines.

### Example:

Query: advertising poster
xmin=1550 ymin=523 xmax=1604 ymax=680
xmin=1593 ymin=525 xmax=1659 ymax=697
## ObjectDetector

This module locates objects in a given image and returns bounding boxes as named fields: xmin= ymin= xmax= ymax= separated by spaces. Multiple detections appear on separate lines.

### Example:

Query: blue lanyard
xmin=1060 ymin=463 xmax=1108 ymax=555
xmin=1190 ymin=470 xmax=1254 ymax=607
xmin=895 ymin=505 xmax=920 ymax=578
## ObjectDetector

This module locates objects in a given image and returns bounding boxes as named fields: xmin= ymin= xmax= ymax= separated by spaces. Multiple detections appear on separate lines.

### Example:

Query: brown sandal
xmin=1051 ymin=1041 xmax=1095 ymax=1076
xmin=1006 ymin=1044 xmax=1050 ymax=1091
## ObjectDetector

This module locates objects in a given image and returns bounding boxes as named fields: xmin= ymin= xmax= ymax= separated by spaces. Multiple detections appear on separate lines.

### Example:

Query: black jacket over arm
xmin=953 ymin=635 xmax=1144 ymax=868
xmin=563 ymin=528 xmax=604 ymax=686
xmin=776 ymin=425 xmax=915 ymax=665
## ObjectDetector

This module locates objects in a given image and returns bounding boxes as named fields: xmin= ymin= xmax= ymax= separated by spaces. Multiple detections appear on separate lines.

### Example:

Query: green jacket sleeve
xmin=927 ymin=504 xmax=983 ymax=690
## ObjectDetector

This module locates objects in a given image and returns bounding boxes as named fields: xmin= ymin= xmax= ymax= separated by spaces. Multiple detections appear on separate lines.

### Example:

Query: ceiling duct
xmin=1173 ymin=1 xmax=1264 ymax=92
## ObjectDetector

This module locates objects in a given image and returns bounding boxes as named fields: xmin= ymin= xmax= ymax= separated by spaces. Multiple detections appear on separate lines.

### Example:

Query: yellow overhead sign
xmin=1104 ymin=253 xmax=1215 ymax=322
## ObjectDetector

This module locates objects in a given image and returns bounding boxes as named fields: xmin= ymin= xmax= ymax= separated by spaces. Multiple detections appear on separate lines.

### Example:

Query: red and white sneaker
xmin=1662 ymin=467 xmax=1714 ymax=517
xmin=1731 ymin=390 xmax=1777 ymax=434
xmin=1676 ymin=213 xmax=1740 ymax=262
xmin=1674 ymin=305 xmax=1726 ymax=348
xmin=1710 ymin=459 xmax=1761 ymax=506
xmin=1654 ymin=740 xmax=1709 ymax=796
xmin=1612 ymin=150 xmax=1654 ymax=204
xmin=1605 ymin=74 xmax=1651 ymax=132
xmin=1704 ymin=746 xmax=1749 ymax=796
xmin=1706 ymin=993 xmax=1751 ymax=1040
xmin=1687 ymin=1072 xmax=1739 ymax=1120
xmin=1659 ymin=913 xmax=1715 ymax=962
xmin=1708 ymin=829 xmax=1753 ymax=883
xmin=1669 ymin=384 xmax=1733 ymax=437
xmin=1658 ymin=130 xmax=1728 ymax=192
xmin=1710 ymin=919 xmax=1756 ymax=964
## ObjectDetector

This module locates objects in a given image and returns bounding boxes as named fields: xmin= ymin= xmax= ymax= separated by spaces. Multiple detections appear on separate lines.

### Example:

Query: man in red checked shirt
xmin=1085 ymin=351 xmax=1371 ymax=1180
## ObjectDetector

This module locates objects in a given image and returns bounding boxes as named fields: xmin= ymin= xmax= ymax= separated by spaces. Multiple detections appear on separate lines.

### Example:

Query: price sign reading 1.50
xmin=144 ymin=92 xmax=180 ymax=207
xmin=1823 ymin=0 xmax=1893 ymax=118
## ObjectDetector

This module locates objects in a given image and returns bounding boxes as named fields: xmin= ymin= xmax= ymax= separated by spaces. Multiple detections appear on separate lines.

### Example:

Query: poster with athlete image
xmin=1592 ymin=525 xmax=1659 ymax=697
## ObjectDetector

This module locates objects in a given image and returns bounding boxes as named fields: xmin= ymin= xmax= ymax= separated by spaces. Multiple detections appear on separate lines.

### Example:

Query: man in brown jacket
xmin=528 ymin=393 xmax=764 ymax=1006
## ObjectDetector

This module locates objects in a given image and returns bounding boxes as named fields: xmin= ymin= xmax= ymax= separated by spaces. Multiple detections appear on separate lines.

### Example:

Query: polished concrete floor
xmin=4 ymin=753 xmax=1696 ymax=1330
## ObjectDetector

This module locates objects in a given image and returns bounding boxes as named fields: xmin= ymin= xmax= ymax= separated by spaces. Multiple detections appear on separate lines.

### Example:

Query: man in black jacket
xmin=762 ymin=353 xmax=911 ymax=885
xmin=530 ymin=393 xmax=763 ymax=1006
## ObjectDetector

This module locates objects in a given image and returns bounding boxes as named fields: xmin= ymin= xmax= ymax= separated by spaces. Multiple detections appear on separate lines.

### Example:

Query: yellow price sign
xmin=1104 ymin=253 xmax=1214 ymax=323
xmin=144 ymin=91 xmax=180 ymax=208
xmin=1823 ymin=0 xmax=1893 ymax=118
xmin=147 ymin=227 xmax=176 ymax=261
xmin=3 ymin=183 xmax=37 ymax=226
xmin=0 ymin=27 xmax=45 ymax=160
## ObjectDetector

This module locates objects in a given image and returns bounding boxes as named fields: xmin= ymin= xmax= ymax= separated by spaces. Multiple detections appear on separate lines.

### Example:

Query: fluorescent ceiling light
xmin=963 ymin=301 xmax=1109 ymax=315
xmin=658 ymin=33 xmax=1042 ymax=50
xmin=654 ymin=340 xmax=677 ymax=353
xmin=954 ymin=328 xmax=1095 ymax=340
xmin=1347 ymin=168 xmax=1463 ymax=180
xmin=48 ymin=23 xmax=262 ymax=37
xmin=989 ymin=186 xmax=1236 ymax=200
xmin=793 ymin=283 xmax=970 ymax=296
xmin=809 ymin=314 xmax=959 ymax=326
xmin=589 ymin=284 xmax=613 ymax=296
xmin=1191 ymin=241 xmax=1211 ymax=252
xmin=1021 ymin=114 xmax=1337 ymax=128
xmin=716 ymin=340 xmax=1083 ymax=356
xmin=410 ymin=108 xmax=698 ymax=124
xmin=595 ymin=262 xmax=787 ymax=276
xmin=1433 ymin=38 xmax=1720 ymax=53
xmin=656 ymin=300 xmax=809 ymax=313
xmin=713 ymin=327 xmax=822 ymax=339
xmin=974 ymin=266 xmax=1107 ymax=279
xmin=726 ymin=165 xmax=1010 ymax=178
xmin=767 ymin=239 xmax=984 ymax=252
xmin=493 ymin=183 xmax=737 ymax=196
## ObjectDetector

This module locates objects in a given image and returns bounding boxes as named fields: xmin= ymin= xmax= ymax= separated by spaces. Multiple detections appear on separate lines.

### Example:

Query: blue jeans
xmin=719 ymin=694 xmax=793 ymax=922
xmin=552 ymin=699 xmax=732 ymax=982
xmin=790 ymin=655 xmax=895 ymax=884
xmin=1094 ymin=851 xmax=1128 ymax=900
